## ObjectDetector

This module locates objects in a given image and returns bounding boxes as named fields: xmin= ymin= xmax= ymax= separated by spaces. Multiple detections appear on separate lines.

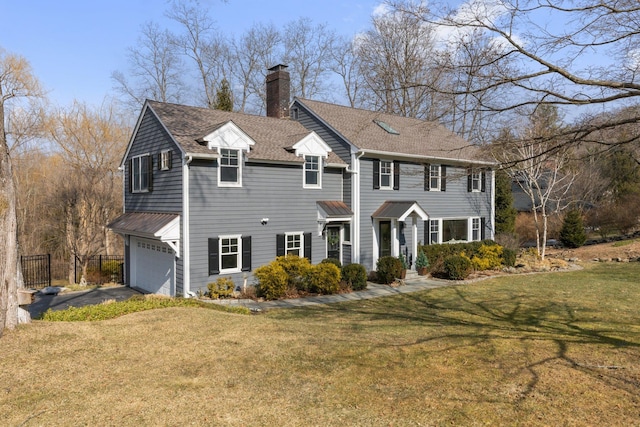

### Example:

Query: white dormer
xmin=200 ymin=121 xmax=255 ymax=188
xmin=291 ymin=132 xmax=332 ymax=158
xmin=200 ymin=121 xmax=256 ymax=153
xmin=292 ymin=132 xmax=331 ymax=189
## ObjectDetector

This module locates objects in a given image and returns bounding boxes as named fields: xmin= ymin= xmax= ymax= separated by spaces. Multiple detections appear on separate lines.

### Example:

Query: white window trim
xmin=471 ymin=217 xmax=481 ymax=241
xmin=160 ymin=150 xmax=171 ymax=171
xmin=471 ymin=170 xmax=481 ymax=192
xmin=131 ymin=154 xmax=150 ymax=193
xmin=219 ymin=234 xmax=242 ymax=274
xmin=380 ymin=160 xmax=393 ymax=190
xmin=218 ymin=148 xmax=242 ymax=188
xmin=429 ymin=218 xmax=441 ymax=245
xmin=430 ymin=164 xmax=441 ymax=191
xmin=303 ymin=155 xmax=322 ymax=189
xmin=285 ymin=232 xmax=304 ymax=256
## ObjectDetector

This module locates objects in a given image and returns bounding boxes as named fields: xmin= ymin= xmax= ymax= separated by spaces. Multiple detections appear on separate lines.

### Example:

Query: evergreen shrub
xmin=342 ymin=263 xmax=367 ymax=291
xmin=443 ymin=255 xmax=473 ymax=280
xmin=376 ymin=256 xmax=403 ymax=284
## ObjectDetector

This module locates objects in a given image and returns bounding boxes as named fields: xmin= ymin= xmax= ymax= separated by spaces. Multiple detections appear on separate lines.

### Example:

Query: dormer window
xmin=219 ymin=148 xmax=241 ymax=186
xmin=304 ymin=155 xmax=321 ymax=188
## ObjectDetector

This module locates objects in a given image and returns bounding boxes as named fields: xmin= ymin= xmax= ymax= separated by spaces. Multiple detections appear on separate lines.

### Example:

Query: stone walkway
xmin=210 ymin=272 xmax=458 ymax=312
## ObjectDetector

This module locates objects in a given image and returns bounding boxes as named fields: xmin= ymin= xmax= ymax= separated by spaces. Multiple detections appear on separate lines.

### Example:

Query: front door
xmin=379 ymin=220 xmax=392 ymax=258
xmin=327 ymin=226 xmax=341 ymax=261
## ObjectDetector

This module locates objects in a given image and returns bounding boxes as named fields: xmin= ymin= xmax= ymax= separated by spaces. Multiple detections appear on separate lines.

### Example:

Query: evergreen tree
xmin=559 ymin=209 xmax=586 ymax=248
xmin=214 ymin=79 xmax=233 ymax=111
xmin=495 ymin=169 xmax=517 ymax=234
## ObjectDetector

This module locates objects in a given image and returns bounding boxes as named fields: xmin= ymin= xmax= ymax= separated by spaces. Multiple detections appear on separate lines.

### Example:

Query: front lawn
xmin=1 ymin=263 xmax=638 ymax=425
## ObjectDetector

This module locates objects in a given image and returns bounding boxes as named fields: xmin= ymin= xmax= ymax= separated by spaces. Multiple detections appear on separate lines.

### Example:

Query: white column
xmin=412 ymin=216 xmax=418 ymax=270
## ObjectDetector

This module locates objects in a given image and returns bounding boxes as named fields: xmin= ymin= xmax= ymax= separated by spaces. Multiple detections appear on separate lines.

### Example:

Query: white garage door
xmin=131 ymin=237 xmax=175 ymax=296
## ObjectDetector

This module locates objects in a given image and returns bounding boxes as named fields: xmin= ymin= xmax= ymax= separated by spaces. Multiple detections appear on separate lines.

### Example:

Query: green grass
xmin=2 ymin=263 xmax=639 ymax=426
xmin=612 ymin=238 xmax=639 ymax=247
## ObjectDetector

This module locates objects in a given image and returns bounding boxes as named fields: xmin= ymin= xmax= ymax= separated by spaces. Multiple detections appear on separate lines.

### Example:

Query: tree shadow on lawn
xmin=270 ymin=278 xmax=640 ymax=399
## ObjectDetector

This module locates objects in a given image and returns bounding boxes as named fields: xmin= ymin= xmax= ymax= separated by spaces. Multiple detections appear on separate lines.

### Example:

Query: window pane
xmin=381 ymin=174 xmax=390 ymax=187
xmin=305 ymin=156 xmax=319 ymax=186
xmin=286 ymin=234 xmax=301 ymax=255
xmin=443 ymin=220 xmax=468 ymax=242
xmin=430 ymin=220 xmax=439 ymax=244
xmin=305 ymin=170 xmax=318 ymax=185
xmin=343 ymin=223 xmax=351 ymax=243
xmin=221 ymin=166 xmax=238 ymax=182
xmin=222 ymin=254 xmax=237 ymax=269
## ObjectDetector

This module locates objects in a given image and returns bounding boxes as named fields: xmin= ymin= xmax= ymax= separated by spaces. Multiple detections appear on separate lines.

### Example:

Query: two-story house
xmin=109 ymin=65 xmax=495 ymax=297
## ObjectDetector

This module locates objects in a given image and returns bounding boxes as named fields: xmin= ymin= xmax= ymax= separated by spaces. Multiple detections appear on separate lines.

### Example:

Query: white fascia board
xmin=398 ymin=203 xmax=429 ymax=222
xmin=186 ymin=152 xmax=219 ymax=160
xmin=201 ymin=121 xmax=255 ymax=152
xmin=359 ymin=149 xmax=498 ymax=167
xmin=291 ymin=131 xmax=332 ymax=158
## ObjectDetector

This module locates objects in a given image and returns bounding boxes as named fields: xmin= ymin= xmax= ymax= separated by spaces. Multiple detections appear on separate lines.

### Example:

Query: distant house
xmin=108 ymin=65 xmax=495 ymax=296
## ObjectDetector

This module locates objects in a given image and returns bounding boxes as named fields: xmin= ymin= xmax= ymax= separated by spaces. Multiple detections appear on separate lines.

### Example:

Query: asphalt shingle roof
xmin=147 ymin=100 xmax=345 ymax=165
xmin=296 ymin=98 xmax=485 ymax=163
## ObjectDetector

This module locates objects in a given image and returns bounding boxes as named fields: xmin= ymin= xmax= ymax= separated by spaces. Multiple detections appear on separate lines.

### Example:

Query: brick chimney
xmin=266 ymin=64 xmax=290 ymax=119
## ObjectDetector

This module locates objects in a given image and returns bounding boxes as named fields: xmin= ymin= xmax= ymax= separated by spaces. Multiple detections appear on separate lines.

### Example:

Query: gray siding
xmin=359 ymin=158 xmax=493 ymax=270
xmin=187 ymin=160 xmax=344 ymax=294
xmin=295 ymin=102 xmax=352 ymax=164
xmin=124 ymin=109 xmax=183 ymax=214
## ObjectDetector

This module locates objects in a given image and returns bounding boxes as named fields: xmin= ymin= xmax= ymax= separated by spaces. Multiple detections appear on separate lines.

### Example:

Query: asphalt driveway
xmin=28 ymin=286 xmax=142 ymax=319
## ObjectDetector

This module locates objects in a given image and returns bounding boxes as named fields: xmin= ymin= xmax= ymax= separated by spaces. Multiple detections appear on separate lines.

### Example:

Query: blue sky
xmin=1 ymin=0 xmax=384 ymax=107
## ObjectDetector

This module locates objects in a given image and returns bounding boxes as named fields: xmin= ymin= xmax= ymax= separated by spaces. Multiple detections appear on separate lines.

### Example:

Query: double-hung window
xmin=219 ymin=148 xmax=241 ymax=186
xmin=471 ymin=171 xmax=481 ymax=191
xmin=131 ymin=154 xmax=151 ymax=193
xmin=472 ymin=218 xmax=481 ymax=241
xmin=286 ymin=233 xmax=303 ymax=256
xmin=380 ymin=160 xmax=392 ymax=189
xmin=430 ymin=165 xmax=441 ymax=191
xmin=304 ymin=155 xmax=321 ymax=188
xmin=220 ymin=236 xmax=240 ymax=272
xmin=159 ymin=150 xmax=172 ymax=171
xmin=429 ymin=219 xmax=439 ymax=244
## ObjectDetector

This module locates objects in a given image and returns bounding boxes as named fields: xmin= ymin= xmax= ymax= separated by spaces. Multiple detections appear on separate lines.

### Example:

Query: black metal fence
xmin=74 ymin=255 xmax=124 ymax=285
xmin=20 ymin=254 xmax=124 ymax=288
xmin=21 ymin=254 xmax=51 ymax=289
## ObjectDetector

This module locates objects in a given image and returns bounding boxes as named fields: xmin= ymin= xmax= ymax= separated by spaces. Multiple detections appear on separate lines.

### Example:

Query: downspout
xmin=490 ymin=168 xmax=496 ymax=240
xmin=350 ymin=151 xmax=365 ymax=264
xmin=183 ymin=155 xmax=193 ymax=297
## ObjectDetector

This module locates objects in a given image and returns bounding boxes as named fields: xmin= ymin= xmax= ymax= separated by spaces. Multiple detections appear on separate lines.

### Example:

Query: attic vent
xmin=374 ymin=119 xmax=399 ymax=135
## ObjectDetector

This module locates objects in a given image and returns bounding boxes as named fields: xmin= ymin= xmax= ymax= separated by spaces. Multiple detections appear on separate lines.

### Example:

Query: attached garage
xmin=130 ymin=237 xmax=175 ymax=295
xmin=108 ymin=212 xmax=180 ymax=296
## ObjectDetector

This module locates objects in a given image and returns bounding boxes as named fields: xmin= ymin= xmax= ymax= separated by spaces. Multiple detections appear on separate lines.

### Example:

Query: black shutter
xmin=167 ymin=151 xmax=172 ymax=169
xmin=424 ymin=221 xmax=429 ymax=245
xmin=393 ymin=161 xmax=400 ymax=190
xmin=128 ymin=158 xmax=133 ymax=193
xmin=424 ymin=164 xmax=430 ymax=191
xmin=481 ymin=218 xmax=486 ymax=240
xmin=481 ymin=171 xmax=486 ymax=193
xmin=304 ymin=232 xmax=312 ymax=261
xmin=147 ymin=154 xmax=153 ymax=192
xmin=241 ymin=236 xmax=252 ymax=271
xmin=467 ymin=168 xmax=472 ymax=192
xmin=373 ymin=159 xmax=380 ymax=189
xmin=276 ymin=234 xmax=285 ymax=257
xmin=208 ymin=238 xmax=219 ymax=275
xmin=157 ymin=153 xmax=162 ymax=170
xmin=441 ymin=165 xmax=447 ymax=192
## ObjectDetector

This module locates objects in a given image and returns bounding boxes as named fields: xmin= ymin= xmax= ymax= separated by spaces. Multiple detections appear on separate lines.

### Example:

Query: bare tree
xmin=330 ymin=36 xmax=366 ymax=108
xmin=112 ymin=21 xmax=186 ymax=109
xmin=229 ymin=22 xmax=282 ymax=113
xmin=389 ymin=0 xmax=640 ymax=150
xmin=0 ymin=48 xmax=43 ymax=333
xmin=46 ymin=101 xmax=129 ymax=284
xmin=495 ymin=106 xmax=577 ymax=259
xmin=166 ymin=0 xmax=230 ymax=109
xmin=283 ymin=18 xmax=338 ymax=100
xmin=355 ymin=8 xmax=444 ymax=119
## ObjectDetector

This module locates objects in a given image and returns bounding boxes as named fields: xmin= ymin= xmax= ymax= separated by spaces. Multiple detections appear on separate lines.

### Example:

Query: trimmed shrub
xmin=304 ymin=263 xmax=341 ymax=295
xmin=207 ymin=277 xmax=235 ymax=299
xmin=560 ymin=209 xmax=587 ymax=248
xmin=342 ymin=263 xmax=367 ymax=291
xmin=376 ymin=256 xmax=403 ymax=284
xmin=321 ymin=258 xmax=343 ymax=269
xmin=443 ymin=255 xmax=473 ymax=280
xmin=502 ymin=248 xmax=517 ymax=267
xmin=470 ymin=244 xmax=503 ymax=271
xmin=274 ymin=255 xmax=311 ymax=290
xmin=255 ymin=263 xmax=288 ymax=300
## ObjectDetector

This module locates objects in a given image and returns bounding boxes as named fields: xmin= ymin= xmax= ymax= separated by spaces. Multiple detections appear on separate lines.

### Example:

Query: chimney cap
xmin=268 ymin=64 xmax=289 ymax=72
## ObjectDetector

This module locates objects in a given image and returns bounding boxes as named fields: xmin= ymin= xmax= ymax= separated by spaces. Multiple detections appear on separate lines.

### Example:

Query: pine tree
xmin=495 ymin=169 xmax=517 ymax=234
xmin=559 ymin=209 xmax=586 ymax=248
xmin=214 ymin=79 xmax=233 ymax=112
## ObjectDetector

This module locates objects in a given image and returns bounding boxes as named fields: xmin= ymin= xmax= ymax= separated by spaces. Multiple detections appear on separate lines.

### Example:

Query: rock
xmin=568 ymin=257 xmax=579 ymax=262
